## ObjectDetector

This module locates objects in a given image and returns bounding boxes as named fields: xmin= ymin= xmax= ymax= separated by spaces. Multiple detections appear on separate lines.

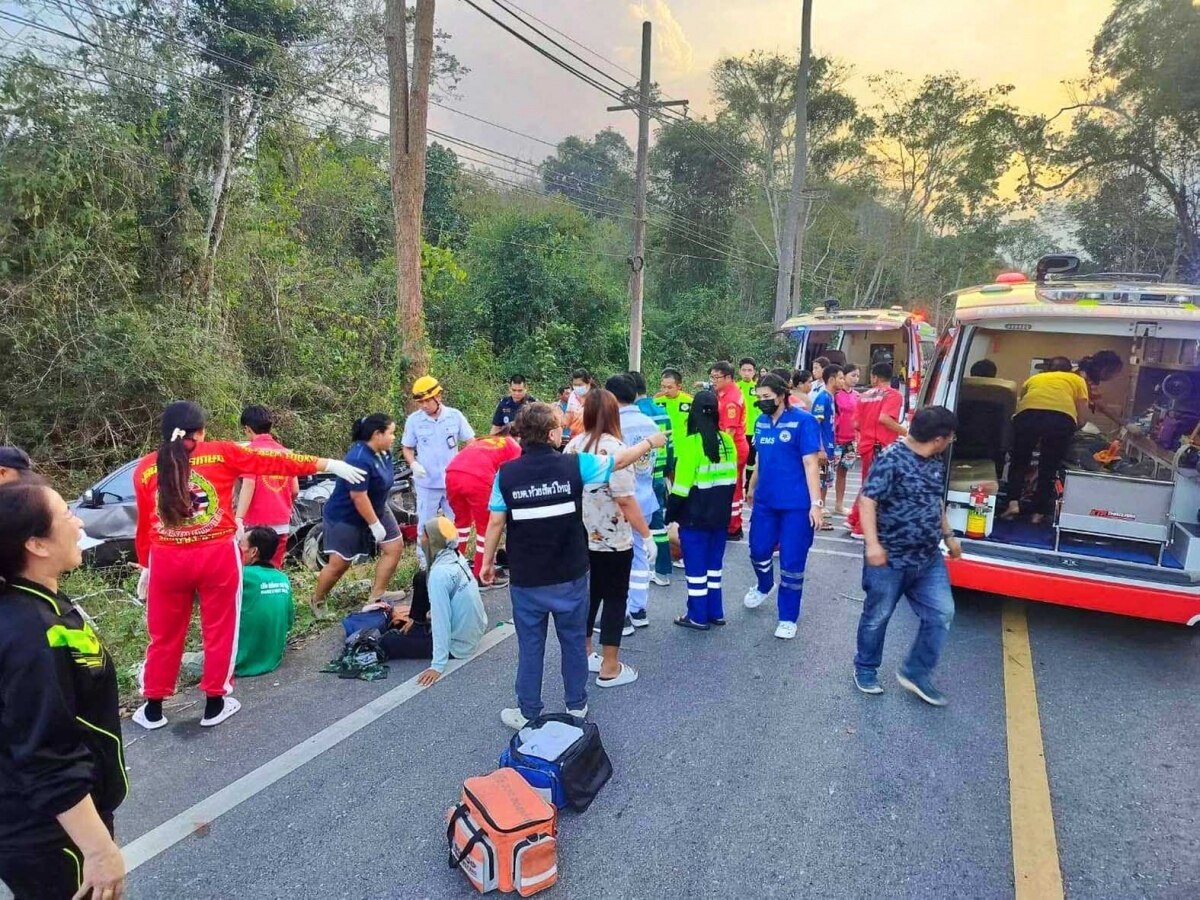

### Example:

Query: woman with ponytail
xmin=664 ymin=390 xmax=738 ymax=630
xmin=132 ymin=401 xmax=366 ymax=731
xmin=743 ymin=374 xmax=824 ymax=640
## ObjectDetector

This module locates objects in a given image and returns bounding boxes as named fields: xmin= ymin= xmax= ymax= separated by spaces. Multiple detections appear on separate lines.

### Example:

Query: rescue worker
xmin=743 ymin=374 xmax=824 ymax=640
xmin=132 ymin=401 xmax=364 ymax=731
xmin=608 ymin=375 xmax=660 ymax=627
xmin=491 ymin=374 xmax=536 ymax=435
xmin=0 ymin=483 xmax=127 ymax=900
xmin=846 ymin=363 xmax=907 ymax=539
xmin=736 ymin=358 xmax=759 ymax=491
xmin=401 ymin=375 xmax=475 ymax=563
xmin=709 ymin=361 xmax=749 ymax=540
xmin=445 ymin=431 xmax=521 ymax=583
xmin=630 ymin=371 xmax=674 ymax=587
xmin=665 ymin=390 xmax=737 ymax=630
xmin=657 ymin=368 xmax=693 ymax=464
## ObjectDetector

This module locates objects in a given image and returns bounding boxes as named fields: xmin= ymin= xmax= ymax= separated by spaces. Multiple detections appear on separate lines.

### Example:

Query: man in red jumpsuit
xmin=846 ymin=362 xmax=907 ymax=538
xmin=445 ymin=433 xmax=522 ymax=582
xmin=710 ymin=360 xmax=749 ymax=538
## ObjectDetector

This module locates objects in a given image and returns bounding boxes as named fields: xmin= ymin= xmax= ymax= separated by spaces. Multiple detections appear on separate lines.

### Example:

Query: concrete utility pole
xmin=775 ymin=0 xmax=814 ymax=327
xmin=608 ymin=21 xmax=688 ymax=371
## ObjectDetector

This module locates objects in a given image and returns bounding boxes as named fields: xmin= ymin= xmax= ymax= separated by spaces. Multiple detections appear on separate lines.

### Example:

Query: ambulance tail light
xmin=909 ymin=371 xmax=921 ymax=394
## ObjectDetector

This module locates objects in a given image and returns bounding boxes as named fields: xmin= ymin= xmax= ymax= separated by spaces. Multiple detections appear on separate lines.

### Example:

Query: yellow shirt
xmin=1015 ymin=371 xmax=1090 ymax=422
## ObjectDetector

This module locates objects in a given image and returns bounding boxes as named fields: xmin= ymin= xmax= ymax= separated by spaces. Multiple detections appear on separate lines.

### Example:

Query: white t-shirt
xmin=565 ymin=433 xmax=636 ymax=552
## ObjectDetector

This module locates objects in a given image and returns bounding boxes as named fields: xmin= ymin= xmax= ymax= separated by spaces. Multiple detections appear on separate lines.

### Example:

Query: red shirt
xmin=716 ymin=382 xmax=749 ymax=451
xmin=855 ymin=385 xmax=903 ymax=450
xmin=446 ymin=436 xmax=521 ymax=485
xmin=242 ymin=434 xmax=300 ymax=528
xmin=134 ymin=440 xmax=319 ymax=565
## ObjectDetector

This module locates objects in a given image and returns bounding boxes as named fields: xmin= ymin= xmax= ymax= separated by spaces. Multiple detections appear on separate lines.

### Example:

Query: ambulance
xmin=781 ymin=304 xmax=937 ymax=417
xmin=922 ymin=255 xmax=1200 ymax=625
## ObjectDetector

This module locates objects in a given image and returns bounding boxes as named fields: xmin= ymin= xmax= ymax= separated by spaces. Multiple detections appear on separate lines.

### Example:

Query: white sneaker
xmin=199 ymin=696 xmax=242 ymax=727
xmin=501 ymin=708 xmax=529 ymax=730
xmin=132 ymin=703 xmax=168 ymax=731
xmin=596 ymin=663 xmax=639 ymax=688
xmin=587 ymin=652 xmax=602 ymax=673
xmin=567 ymin=705 xmax=588 ymax=719
xmin=672 ymin=558 xmax=685 ymax=569
xmin=744 ymin=587 xmax=771 ymax=609
xmin=774 ymin=621 xmax=798 ymax=640
xmin=650 ymin=573 xmax=671 ymax=586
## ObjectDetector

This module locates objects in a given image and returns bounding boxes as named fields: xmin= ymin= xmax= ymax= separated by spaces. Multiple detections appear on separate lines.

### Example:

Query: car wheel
xmin=302 ymin=523 xmax=332 ymax=572
xmin=389 ymin=489 xmax=418 ymax=526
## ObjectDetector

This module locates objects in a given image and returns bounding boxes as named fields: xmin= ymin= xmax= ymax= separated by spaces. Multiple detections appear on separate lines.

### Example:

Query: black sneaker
xmin=629 ymin=610 xmax=649 ymax=629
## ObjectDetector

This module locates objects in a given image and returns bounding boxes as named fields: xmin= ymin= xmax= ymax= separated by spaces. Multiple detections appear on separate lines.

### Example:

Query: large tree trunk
xmin=386 ymin=0 xmax=436 ymax=392
xmin=774 ymin=0 xmax=813 ymax=327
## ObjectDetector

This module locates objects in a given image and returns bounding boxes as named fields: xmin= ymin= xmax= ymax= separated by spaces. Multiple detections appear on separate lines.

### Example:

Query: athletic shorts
xmin=323 ymin=507 xmax=401 ymax=561
xmin=834 ymin=442 xmax=857 ymax=471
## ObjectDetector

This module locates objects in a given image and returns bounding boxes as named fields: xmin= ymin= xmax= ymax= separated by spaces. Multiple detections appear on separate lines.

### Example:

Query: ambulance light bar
xmin=1036 ymin=287 xmax=1200 ymax=307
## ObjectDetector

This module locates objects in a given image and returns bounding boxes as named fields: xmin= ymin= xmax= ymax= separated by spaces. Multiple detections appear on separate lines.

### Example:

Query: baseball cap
xmin=0 ymin=446 xmax=31 ymax=470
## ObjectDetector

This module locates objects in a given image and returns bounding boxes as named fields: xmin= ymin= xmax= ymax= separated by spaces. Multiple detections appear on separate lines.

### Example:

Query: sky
xmin=428 ymin=0 xmax=1115 ymax=165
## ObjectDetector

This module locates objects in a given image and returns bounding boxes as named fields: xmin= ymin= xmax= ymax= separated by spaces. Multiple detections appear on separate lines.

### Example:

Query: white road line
xmin=810 ymin=547 xmax=862 ymax=559
xmin=122 ymin=622 xmax=516 ymax=872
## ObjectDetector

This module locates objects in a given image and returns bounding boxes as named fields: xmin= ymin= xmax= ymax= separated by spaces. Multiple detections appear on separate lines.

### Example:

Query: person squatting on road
xmin=0 ymin=483 xmax=127 ymax=900
xmin=565 ymin=388 xmax=652 ymax=688
xmin=853 ymin=406 xmax=962 ymax=707
xmin=709 ymin=360 xmax=749 ymax=539
xmin=607 ymin=375 xmax=661 ymax=628
xmin=233 ymin=528 xmax=294 ymax=679
xmin=234 ymin=404 xmax=300 ymax=569
xmin=846 ymin=362 xmax=907 ymax=539
xmin=402 ymin=375 xmax=475 ymax=564
xmin=310 ymin=414 xmax=405 ymax=619
xmin=743 ymin=374 xmax=825 ymax=640
xmin=665 ymin=390 xmax=737 ymax=631
xmin=132 ymin=401 xmax=365 ymax=731
xmin=479 ymin=402 xmax=665 ymax=730
xmin=629 ymin=370 xmax=674 ymax=587
xmin=445 ymin=432 xmax=521 ymax=582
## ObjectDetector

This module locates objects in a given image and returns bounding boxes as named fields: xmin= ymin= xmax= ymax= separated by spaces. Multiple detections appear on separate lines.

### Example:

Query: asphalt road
xmin=106 ymin=528 xmax=1200 ymax=900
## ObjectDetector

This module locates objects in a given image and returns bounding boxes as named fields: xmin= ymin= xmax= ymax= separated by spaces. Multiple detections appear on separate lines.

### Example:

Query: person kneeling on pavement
xmin=234 ymin=527 xmax=295 ymax=678
xmin=381 ymin=517 xmax=487 ymax=687
xmin=853 ymin=406 xmax=961 ymax=706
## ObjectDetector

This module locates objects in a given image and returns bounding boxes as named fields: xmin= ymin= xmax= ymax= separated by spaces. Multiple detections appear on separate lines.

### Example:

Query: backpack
xmin=446 ymin=768 xmax=558 ymax=896
xmin=499 ymin=713 xmax=613 ymax=812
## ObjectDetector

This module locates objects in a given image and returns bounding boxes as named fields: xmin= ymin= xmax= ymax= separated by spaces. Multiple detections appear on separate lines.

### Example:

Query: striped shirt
xmin=636 ymin=396 xmax=673 ymax=479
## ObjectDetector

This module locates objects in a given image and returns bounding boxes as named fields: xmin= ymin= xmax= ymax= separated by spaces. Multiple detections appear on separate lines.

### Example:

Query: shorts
xmin=819 ymin=458 xmax=832 ymax=491
xmin=323 ymin=507 xmax=401 ymax=562
xmin=834 ymin=442 xmax=858 ymax=471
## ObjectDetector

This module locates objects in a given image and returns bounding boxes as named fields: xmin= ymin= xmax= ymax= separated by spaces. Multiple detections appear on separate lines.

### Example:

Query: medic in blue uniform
xmin=743 ymin=373 xmax=825 ymax=640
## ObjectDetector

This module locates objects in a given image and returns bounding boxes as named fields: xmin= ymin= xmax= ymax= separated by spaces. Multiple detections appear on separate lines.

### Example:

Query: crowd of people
xmin=0 ymin=350 xmax=967 ymax=899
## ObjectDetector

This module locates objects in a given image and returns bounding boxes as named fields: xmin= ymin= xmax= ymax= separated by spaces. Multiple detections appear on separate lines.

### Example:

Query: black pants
xmin=379 ymin=569 xmax=433 ymax=660
xmin=0 ymin=840 xmax=84 ymax=900
xmin=745 ymin=442 xmax=757 ymax=488
xmin=1008 ymin=409 xmax=1076 ymax=515
xmin=588 ymin=549 xmax=632 ymax=647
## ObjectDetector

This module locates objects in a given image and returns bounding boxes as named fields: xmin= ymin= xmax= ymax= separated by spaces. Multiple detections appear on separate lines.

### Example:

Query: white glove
xmin=644 ymin=535 xmax=658 ymax=567
xmin=369 ymin=520 xmax=387 ymax=543
xmin=136 ymin=567 xmax=150 ymax=601
xmin=411 ymin=460 xmax=429 ymax=480
xmin=234 ymin=517 xmax=245 ymax=541
xmin=325 ymin=459 xmax=367 ymax=484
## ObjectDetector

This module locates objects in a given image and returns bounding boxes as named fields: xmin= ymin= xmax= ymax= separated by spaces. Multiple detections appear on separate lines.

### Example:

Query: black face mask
xmin=757 ymin=398 xmax=779 ymax=416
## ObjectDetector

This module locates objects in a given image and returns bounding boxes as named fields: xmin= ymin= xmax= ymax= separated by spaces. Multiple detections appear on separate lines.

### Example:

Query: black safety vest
xmin=497 ymin=444 xmax=587 ymax=588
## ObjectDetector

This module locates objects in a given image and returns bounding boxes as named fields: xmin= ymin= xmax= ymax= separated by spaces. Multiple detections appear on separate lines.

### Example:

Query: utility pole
xmin=608 ymin=21 xmax=687 ymax=371
xmin=775 ymin=0 xmax=813 ymax=327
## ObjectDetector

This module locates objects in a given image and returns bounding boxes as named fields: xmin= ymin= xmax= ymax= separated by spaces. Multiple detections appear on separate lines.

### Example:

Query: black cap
xmin=0 ymin=446 xmax=31 ymax=470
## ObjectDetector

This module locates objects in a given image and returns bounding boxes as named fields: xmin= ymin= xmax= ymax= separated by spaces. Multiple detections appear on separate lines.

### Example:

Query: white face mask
xmin=573 ymin=385 xmax=588 ymax=396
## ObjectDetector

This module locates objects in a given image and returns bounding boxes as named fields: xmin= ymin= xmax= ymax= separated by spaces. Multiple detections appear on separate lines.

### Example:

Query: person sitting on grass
xmin=234 ymin=527 xmax=295 ymax=678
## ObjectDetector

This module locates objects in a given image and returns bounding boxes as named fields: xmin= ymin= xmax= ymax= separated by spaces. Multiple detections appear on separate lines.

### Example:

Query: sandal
xmin=819 ymin=520 xmax=835 ymax=531
xmin=709 ymin=617 xmax=727 ymax=626
xmin=673 ymin=615 xmax=711 ymax=631
xmin=595 ymin=662 xmax=639 ymax=688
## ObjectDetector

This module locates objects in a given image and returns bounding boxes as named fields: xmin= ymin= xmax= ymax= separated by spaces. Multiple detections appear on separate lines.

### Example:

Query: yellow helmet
xmin=412 ymin=375 xmax=442 ymax=402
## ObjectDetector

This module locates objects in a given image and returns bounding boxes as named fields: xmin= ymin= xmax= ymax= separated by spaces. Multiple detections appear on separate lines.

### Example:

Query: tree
xmin=776 ymin=0 xmax=813 ymax=327
xmin=540 ymin=128 xmax=635 ymax=220
xmin=423 ymin=142 xmax=465 ymax=247
xmin=1071 ymin=172 xmax=1178 ymax=275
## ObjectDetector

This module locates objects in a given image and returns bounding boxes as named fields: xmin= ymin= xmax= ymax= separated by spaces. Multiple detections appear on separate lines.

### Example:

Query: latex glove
xmin=136 ymin=567 xmax=150 ymax=601
xmin=644 ymin=535 xmax=658 ymax=567
xmin=411 ymin=460 xmax=429 ymax=480
xmin=325 ymin=459 xmax=367 ymax=484
xmin=369 ymin=520 xmax=387 ymax=543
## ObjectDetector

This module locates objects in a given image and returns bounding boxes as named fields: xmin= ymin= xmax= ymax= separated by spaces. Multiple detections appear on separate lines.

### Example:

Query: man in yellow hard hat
xmin=402 ymin=375 xmax=475 ymax=565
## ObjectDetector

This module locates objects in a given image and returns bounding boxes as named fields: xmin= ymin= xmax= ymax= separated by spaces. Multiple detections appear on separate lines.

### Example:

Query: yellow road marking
xmin=1002 ymin=601 xmax=1065 ymax=899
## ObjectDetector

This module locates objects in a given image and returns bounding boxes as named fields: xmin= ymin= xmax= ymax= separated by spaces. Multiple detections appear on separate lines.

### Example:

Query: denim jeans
xmin=854 ymin=554 xmax=955 ymax=681
xmin=510 ymin=574 xmax=590 ymax=719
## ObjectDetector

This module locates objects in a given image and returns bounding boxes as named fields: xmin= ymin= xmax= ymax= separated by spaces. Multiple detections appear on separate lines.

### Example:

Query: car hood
xmin=71 ymin=500 xmax=138 ymax=542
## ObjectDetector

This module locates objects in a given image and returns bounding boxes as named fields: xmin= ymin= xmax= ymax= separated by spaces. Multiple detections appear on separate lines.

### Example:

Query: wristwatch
xmin=811 ymin=500 xmax=824 ymax=508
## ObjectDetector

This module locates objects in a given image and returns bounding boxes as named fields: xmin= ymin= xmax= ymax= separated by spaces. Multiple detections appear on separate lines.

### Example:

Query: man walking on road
xmin=480 ymin=403 xmax=664 ymax=729
xmin=709 ymin=361 xmax=749 ymax=540
xmin=853 ymin=406 xmax=961 ymax=706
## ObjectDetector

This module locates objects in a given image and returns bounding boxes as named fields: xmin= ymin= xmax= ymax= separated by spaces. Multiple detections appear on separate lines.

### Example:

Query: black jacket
xmin=0 ymin=578 xmax=126 ymax=852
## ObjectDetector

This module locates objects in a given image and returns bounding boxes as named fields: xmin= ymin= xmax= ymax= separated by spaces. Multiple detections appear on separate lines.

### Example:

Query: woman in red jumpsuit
xmin=132 ymin=401 xmax=365 ymax=730
xmin=445 ymin=431 xmax=521 ymax=581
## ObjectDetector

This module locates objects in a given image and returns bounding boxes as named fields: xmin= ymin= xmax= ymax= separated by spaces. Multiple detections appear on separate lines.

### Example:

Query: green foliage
xmin=541 ymin=128 xmax=635 ymax=220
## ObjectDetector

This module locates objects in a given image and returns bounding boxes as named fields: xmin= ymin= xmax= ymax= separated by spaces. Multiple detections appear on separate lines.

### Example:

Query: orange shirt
xmin=716 ymin=382 xmax=749 ymax=451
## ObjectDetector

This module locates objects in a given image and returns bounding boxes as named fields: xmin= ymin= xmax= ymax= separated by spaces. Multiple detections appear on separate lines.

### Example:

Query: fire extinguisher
xmin=965 ymin=485 xmax=990 ymax=540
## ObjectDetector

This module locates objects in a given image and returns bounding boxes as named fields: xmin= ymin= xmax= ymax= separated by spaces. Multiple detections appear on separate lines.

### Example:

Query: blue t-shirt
xmin=322 ymin=442 xmax=395 ymax=527
xmin=810 ymin=390 xmax=836 ymax=455
xmin=862 ymin=441 xmax=947 ymax=568
xmin=488 ymin=452 xmax=615 ymax=512
xmin=753 ymin=407 xmax=822 ymax=509
xmin=618 ymin=405 xmax=661 ymax=516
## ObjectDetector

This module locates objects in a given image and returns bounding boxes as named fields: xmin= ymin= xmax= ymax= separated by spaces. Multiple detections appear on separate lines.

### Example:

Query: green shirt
xmin=737 ymin=380 xmax=758 ymax=436
xmin=658 ymin=392 xmax=693 ymax=451
xmin=235 ymin=566 xmax=295 ymax=677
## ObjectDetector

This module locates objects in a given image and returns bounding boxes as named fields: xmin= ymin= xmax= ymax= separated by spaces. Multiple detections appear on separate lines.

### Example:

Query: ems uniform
xmin=750 ymin=408 xmax=822 ymax=623
xmin=717 ymin=382 xmax=750 ymax=534
xmin=402 ymin=404 xmax=475 ymax=549
xmin=618 ymin=404 xmax=660 ymax=618
xmin=665 ymin=432 xmax=737 ymax=625
xmin=635 ymin=396 xmax=673 ymax=580
xmin=134 ymin=441 xmax=320 ymax=700
xmin=445 ymin=436 xmax=521 ymax=577
xmin=489 ymin=444 xmax=616 ymax=720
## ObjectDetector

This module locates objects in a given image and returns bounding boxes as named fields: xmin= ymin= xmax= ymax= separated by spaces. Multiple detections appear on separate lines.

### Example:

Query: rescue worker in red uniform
xmin=445 ymin=432 xmax=521 ymax=582
xmin=132 ymin=401 xmax=366 ymax=731
xmin=709 ymin=361 xmax=749 ymax=539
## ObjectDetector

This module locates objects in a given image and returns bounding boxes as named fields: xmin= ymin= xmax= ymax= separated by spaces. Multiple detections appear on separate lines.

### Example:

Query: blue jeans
xmin=511 ymin=574 xmax=590 ymax=719
xmin=748 ymin=505 xmax=814 ymax=623
xmin=854 ymin=554 xmax=955 ymax=681
xmin=679 ymin=526 xmax=728 ymax=624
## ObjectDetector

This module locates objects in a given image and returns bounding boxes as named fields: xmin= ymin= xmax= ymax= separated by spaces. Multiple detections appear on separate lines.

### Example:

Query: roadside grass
xmin=63 ymin=548 xmax=422 ymax=709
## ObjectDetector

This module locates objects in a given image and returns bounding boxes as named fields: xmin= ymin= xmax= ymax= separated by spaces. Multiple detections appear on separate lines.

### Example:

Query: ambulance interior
xmin=945 ymin=326 xmax=1200 ymax=570
xmin=804 ymin=328 xmax=916 ymax=380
